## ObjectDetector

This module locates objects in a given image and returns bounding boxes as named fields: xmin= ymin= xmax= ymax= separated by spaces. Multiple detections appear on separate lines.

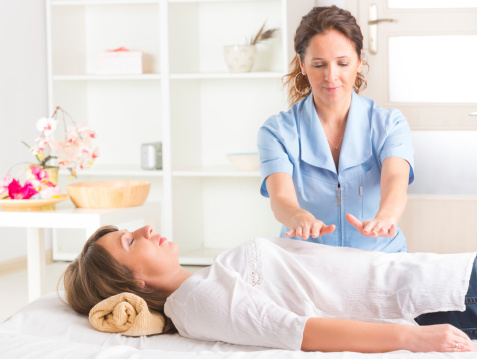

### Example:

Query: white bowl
xmin=226 ymin=152 xmax=260 ymax=171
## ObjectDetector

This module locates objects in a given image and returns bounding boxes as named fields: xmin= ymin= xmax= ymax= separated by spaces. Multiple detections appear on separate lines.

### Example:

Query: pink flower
xmin=36 ymin=117 xmax=57 ymax=136
xmin=0 ymin=174 xmax=13 ymax=198
xmin=38 ymin=185 xmax=62 ymax=199
xmin=8 ymin=179 xmax=38 ymax=199
xmin=29 ymin=165 xmax=50 ymax=182
xmin=28 ymin=107 xmax=99 ymax=177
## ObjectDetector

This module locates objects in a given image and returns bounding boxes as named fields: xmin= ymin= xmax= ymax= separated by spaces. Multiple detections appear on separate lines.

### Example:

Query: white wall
xmin=409 ymin=131 xmax=477 ymax=195
xmin=316 ymin=0 xmax=345 ymax=8
xmin=0 ymin=0 xmax=50 ymax=262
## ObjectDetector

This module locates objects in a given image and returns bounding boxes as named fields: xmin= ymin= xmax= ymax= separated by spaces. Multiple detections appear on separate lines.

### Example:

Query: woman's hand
xmin=285 ymin=210 xmax=335 ymax=240
xmin=407 ymin=324 xmax=476 ymax=353
xmin=345 ymin=213 xmax=396 ymax=238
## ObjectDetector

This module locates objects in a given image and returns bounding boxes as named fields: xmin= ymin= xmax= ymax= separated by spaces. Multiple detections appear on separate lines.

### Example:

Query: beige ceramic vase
xmin=223 ymin=45 xmax=257 ymax=72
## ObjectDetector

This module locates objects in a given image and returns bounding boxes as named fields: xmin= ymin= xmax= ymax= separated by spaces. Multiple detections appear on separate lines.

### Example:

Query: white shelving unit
xmin=54 ymin=74 xmax=163 ymax=80
xmin=46 ymin=0 xmax=315 ymax=264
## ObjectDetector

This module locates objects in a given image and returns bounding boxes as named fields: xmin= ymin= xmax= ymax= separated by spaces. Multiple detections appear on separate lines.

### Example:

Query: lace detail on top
xmin=245 ymin=239 xmax=262 ymax=286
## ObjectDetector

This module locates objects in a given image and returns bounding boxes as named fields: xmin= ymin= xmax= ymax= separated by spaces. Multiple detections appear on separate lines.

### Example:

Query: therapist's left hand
xmin=345 ymin=213 xmax=397 ymax=238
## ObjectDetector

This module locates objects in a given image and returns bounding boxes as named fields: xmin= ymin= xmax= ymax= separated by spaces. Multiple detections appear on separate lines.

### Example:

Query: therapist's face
xmin=298 ymin=29 xmax=362 ymax=107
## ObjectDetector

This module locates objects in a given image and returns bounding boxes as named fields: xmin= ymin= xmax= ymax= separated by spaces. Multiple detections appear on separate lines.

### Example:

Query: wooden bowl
xmin=66 ymin=180 xmax=151 ymax=209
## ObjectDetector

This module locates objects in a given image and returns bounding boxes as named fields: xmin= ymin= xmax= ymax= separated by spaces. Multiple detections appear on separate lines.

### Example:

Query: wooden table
xmin=0 ymin=201 xmax=160 ymax=302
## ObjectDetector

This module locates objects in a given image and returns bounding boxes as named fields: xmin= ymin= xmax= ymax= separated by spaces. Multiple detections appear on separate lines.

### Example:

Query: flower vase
xmin=26 ymin=165 xmax=59 ymax=186
xmin=223 ymin=45 xmax=257 ymax=73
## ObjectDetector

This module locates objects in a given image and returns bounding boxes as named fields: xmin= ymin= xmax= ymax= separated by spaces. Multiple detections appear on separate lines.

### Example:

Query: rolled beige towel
xmin=89 ymin=292 xmax=165 ymax=336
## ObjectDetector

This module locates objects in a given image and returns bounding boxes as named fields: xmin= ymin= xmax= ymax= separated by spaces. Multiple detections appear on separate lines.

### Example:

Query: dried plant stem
xmin=250 ymin=21 xmax=279 ymax=45
xmin=52 ymin=106 xmax=76 ymax=136
xmin=251 ymin=22 xmax=267 ymax=45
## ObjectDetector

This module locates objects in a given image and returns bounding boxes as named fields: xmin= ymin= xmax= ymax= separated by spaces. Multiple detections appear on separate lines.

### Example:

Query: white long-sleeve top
xmin=164 ymin=237 xmax=476 ymax=351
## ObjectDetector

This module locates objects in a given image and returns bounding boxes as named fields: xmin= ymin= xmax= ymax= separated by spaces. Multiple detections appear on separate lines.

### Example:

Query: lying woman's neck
xmin=150 ymin=267 xmax=193 ymax=297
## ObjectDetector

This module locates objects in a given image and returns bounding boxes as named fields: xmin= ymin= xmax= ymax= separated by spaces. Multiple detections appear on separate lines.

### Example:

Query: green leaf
xmin=21 ymin=140 xmax=32 ymax=149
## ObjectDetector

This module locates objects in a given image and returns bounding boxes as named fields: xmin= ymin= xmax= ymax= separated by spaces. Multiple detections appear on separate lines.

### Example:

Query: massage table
xmin=0 ymin=292 xmax=476 ymax=358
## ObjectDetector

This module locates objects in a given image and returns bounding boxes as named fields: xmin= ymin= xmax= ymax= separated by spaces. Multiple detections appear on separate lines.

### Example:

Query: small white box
xmin=96 ymin=48 xmax=143 ymax=75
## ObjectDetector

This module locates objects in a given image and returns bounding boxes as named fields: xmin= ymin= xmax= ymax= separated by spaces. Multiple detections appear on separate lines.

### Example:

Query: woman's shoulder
xmin=355 ymin=92 xmax=405 ymax=122
xmin=261 ymin=96 xmax=309 ymax=131
xmin=354 ymin=92 xmax=408 ymax=136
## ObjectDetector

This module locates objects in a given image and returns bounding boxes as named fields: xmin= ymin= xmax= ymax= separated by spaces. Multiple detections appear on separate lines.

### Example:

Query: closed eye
xmin=129 ymin=238 xmax=135 ymax=246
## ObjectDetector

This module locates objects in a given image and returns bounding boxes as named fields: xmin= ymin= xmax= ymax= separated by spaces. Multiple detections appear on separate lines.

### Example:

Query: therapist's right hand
xmin=285 ymin=210 xmax=335 ymax=240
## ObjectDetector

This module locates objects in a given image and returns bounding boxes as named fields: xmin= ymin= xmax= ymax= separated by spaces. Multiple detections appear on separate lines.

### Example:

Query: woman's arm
xmin=346 ymin=157 xmax=410 ymax=237
xmin=375 ymin=156 xmax=410 ymax=227
xmin=266 ymin=172 xmax=335 ymax=239
xmin=301 ymin=317 xmax=476 ymax=353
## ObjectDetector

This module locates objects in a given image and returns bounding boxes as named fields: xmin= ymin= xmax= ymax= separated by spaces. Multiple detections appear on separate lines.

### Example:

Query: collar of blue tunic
xmin=299 ymin=91 xmax=373 ymax=175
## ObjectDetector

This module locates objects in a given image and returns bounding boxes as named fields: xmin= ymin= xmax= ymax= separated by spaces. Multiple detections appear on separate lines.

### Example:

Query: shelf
xmin=169 ymin=0 xmax=277 ymax=3
xmin=54 ymin=73 xmax=281 ymax=81
xmin=52 ymin=0 xmax=159 ymax=5
xmin=53 ymin=74 xmax=161 ymax=81
xmin=59 ymin=165 xmax=163 ymax=177
xmin=170 ymin=72 xmax=283 ymax=80
xmin=173 ymin=165 xmax=260 ymax=177
xmin=46 ymin=0 xmax=294 ymax=262
xmin=178 ymin=246 xmax=228 ymax=265
xmin=52 ymin=0 xmax=277 ymax=5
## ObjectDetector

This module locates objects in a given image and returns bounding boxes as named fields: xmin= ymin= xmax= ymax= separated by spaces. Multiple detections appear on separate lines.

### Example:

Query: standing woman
xmin=257 ymin=6 xmax=414 ymax=253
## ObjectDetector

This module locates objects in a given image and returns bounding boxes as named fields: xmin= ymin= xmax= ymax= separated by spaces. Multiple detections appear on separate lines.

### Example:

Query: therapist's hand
xmin=285 ymin=210 xmax=335 ymax=240
xmin=345 ymin=213 xmax=397 ymax=238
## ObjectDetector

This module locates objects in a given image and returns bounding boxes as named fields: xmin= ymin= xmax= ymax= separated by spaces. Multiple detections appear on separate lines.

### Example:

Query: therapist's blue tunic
xmin=257 ymin=92 xmax=415 ymax=253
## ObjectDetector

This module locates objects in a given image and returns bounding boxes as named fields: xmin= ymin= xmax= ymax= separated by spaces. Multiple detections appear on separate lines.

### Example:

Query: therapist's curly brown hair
xmin=284 ymin=5 xmax=368 ymax=105
xmin=59 ymin=225 xmax=176 ymax=334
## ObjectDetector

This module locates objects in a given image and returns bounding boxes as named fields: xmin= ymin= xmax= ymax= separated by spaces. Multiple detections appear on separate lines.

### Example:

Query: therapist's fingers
xmin=345 ymin=213 xmax=363 ymax=232
xmin=287 ymin=222 xmax=334 ymax=239
xmin=319 ymin=224 xmax=335 ymax=236
xmin=296 ymin=227 xmax=303 ymax=238
xmin=310 ymin=222 xmax=335 ymax=238
xmin=285 ymin=229 xmax=296 ymax=237
xmin=377 ymin=227 xmax=389 ymax=236
xmin=310 ymin=221 xmax=321 ymax=238
xmin=363 ymin=220 xmax=377 ymax=235
xmin=301 ymin=224 xmax=312 ymax=240
xmin=347 ymin=213 xmax=398 ymax=238
xmin=366 ymin=222 xmax=397 ymax=238
xmin=347 ymin=214 xmax=379 ymax=237
xmin=388 ymin=224 xmax=397 ymax=237
xmin=286 ymin=227 xmax=308 ymax=239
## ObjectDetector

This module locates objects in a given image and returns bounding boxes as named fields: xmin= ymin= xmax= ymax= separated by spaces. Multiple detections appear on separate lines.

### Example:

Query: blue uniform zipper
xmin=337 ymin=182 xmax=342 ymax=246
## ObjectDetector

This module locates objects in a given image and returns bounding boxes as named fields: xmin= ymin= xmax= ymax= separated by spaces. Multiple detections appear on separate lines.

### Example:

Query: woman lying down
xmin=62 ymin=225 xmax=477 ymax=353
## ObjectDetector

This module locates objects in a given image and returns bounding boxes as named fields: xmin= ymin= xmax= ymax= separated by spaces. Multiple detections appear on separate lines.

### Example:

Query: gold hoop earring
xmin=294 ymin=73 xmax=311 ymax=95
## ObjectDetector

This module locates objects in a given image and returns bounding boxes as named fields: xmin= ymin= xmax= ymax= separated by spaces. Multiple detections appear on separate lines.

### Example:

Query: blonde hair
xmin=283 ymin=5 xmax=368 ymax=106
xmin=60 ymin=225 xmax=176 ymax=333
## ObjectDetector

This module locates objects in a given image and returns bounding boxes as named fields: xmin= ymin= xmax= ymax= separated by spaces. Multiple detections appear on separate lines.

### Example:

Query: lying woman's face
xmin=97 ymin=225 xmax=180 ymax=289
